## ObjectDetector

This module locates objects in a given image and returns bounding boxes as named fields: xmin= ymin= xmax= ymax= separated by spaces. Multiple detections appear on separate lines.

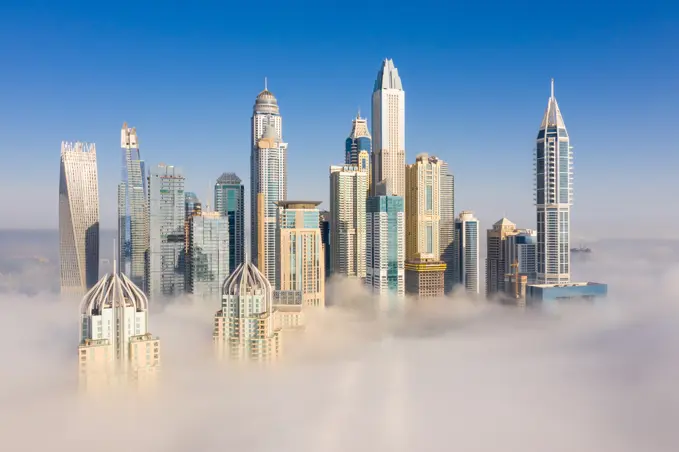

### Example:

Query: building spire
xmin=550 ymin=78 xmax=555 ymax=99
xmin=357 ymin=106 xmax=361 ymax=119
xmin=264 ymin=76 xmax=268 ymax=91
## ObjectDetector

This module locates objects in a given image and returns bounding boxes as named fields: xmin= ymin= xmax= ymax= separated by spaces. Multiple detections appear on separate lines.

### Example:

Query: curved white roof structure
xmin=80 ymin=271 xmax=149 ymax=316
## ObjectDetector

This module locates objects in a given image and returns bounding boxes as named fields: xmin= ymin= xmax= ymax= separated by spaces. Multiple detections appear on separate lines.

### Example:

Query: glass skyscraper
xmin=535 ymin=79 xmax=573 ymax=284
xmin=118 ymin=124 xmax=147 ymax=289
xmin=214 ymin=172 xmax=244 ymax=272
xmin=439 ymin=161 xmax=455 ymax=294
xmin=365 ymin=182 xmax=405 ymax=301
xmin=187 ymin=212 xmax=229 ymax=299
xmin=147 ymin=164 xmax=185 ymax=298
xmin=453 ymin=211 xmax=479 ymax=294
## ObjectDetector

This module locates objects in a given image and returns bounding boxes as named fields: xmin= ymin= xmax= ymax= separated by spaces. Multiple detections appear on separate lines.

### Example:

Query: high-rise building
xmin=366 ymin=182 xmax=405 ymax=300
xmin=329 ymin=165 xmax=368 ymax=279
xmin=345 ymin=112 xmax=371 ymax=166
xmin=187 ymin=211 xmax=229 ymax=299
xmin=78 ymin=263 xmax=160 ymax=392
xmin=251 ymin=83 xmax=287 ymax=284
xmin=486 ymin=218 xmax=519 ymax=298
xmin=371 ymin=59 xmax=405 ymax=197
xmin=505 ymin=229 xmax=538 ymax=284
xmin=319 ymin=210 xmax=331 ymax=279
xmin=276 ymin=201 xmax=325 ymax=308
xmin=214 ymin=172 xmax=245 ymax=272
xmin=214 ymin=261 xmax=281 ymax=361
xmin=184 ymin=192 xmax=201 ymax=219
xmin=147 ymin=164 xmax=185 ymax=298
xmin=535 ymin=79 xmax=573 ymax=284
xmin=453 ymin=211 xmax=480 ymax=295
xmin=59 ymin=141 xmax=100 ymax=295
xmin=439 ymin=161 xmax=455 ymax=294
xmin=117 ymin=124 xmax=147 ymax=289
xmin=405 ymin=153 xmax=442 ymax=260
xmin=404 ymin=153 xmax=445 ymax=298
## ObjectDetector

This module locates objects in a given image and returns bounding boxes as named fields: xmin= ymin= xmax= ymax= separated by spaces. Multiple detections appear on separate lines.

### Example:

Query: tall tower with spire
xmin=251 ymin=80 xmax=287 ymax=284
xmin=345 ymin=111 xmax=371 ymax=166
xmin=118 ymin=123 xmax=147 ymax=289
xmin=371 ymin=58 xmax=405 ymax=197
xmin=534 ymin=79 xmax=573 ymax=284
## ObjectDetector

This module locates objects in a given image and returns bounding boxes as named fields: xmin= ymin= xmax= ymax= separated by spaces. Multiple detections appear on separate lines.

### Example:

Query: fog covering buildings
xmin=78 ymin=262 xmax=160 ymax=391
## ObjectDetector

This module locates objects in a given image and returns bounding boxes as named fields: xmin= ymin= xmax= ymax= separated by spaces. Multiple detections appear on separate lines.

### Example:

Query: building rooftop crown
xmin=374 ymin=58 xmax=403 ymax=91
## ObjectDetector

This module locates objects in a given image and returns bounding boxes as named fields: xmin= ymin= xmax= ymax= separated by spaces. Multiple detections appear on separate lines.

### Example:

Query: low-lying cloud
xmin=0 ymin=238 xmax=678 ymax=451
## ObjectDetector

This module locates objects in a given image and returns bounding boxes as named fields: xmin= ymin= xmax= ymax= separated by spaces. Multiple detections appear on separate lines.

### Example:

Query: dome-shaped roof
xmin=256 ymin=89 xmax=277 ymax=105
xmin=222 ymin=261 xmax=272 ymax=297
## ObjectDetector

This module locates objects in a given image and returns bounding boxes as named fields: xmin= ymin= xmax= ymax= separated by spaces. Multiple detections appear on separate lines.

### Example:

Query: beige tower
xmin=486 ymin=218 xmax=519 ymax=298
xmin=276 ymin=201 xmax=325 ymax=308
xmin=404 ymin=153 xmax=445 ymax=298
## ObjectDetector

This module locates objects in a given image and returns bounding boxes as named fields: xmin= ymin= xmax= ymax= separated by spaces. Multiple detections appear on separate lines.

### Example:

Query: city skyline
xmin=2 ymin=3 xmax=675 ymax=239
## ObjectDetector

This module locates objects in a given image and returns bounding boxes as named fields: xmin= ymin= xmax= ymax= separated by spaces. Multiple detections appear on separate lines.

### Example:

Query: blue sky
xmin=1 ymin=1 xmax=677 ymax=238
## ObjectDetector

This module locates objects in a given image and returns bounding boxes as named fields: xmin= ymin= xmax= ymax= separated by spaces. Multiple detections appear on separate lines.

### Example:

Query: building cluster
xmin=58 ymin=59 xmax=608 ymax=390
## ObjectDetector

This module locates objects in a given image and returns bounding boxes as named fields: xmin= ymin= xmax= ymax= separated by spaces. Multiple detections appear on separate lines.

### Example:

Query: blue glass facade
xmin=366 ymin=195 xmax=404 ymax=296
xmin=346 ymin=134 xmax=371 ymax=165
xmin=214 ymin=173 xmax=245 ymax=272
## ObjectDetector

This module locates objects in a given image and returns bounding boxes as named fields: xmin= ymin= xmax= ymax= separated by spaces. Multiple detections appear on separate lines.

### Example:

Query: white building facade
xmin=59 ymin=141 xmax=100 ymax=295
xmin=78 ymin=268 xmax=160 ymax=392
xmin=329 ymin=165 xmax=368 ymax=279
xmin=371 ymin=59 xmax=405 ymax=197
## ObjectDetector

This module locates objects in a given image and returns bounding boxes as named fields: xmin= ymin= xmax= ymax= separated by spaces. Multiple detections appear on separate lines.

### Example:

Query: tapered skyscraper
xmin=535 ymin=80 xmax=573 ymax=284
xmin=59 ymin=141 xmax=100 ymax=295
xmin=118 ymin=124 xmax=147 ymax=289
xmin=251 ymin=81 xmax=287 ymax=284
xmin=371 ymin=59 xmax=405 ymax=197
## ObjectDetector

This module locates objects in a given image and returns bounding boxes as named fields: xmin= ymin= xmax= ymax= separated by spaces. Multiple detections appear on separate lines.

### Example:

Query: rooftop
xmin=275 ymin=201 xmax=322 ymax=209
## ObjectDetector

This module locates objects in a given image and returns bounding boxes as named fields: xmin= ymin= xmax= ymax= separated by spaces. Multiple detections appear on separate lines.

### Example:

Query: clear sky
xmin=1 ymin=1 xmax=677 ymax=239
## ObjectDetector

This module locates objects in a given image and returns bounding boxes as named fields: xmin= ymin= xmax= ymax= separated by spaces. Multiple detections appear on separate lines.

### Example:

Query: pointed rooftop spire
xmin=357 ymin=106 xmax=361 ymax=119
xmin=551 ymin=78 xmax=555 ymax=99
xmin=264 ymin=76 xmax=268 ymax=91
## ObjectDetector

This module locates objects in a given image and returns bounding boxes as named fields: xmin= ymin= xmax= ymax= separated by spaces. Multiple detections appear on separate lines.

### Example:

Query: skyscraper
xmin=329 ymin=165 xmax=368 ymax=279
xmin=78 ymin=263 xmax=160 ymax=392
xmin=371 ymin=59 xmax=405 ymax=197
xmin=439 ymin=161 xmax=455 ymax=294
xmin=404 ymin=153 xmax=445 ymax=298
xmin=535 ymin=79 xmax=573 ymax=284
xmin=486 ymin=218 xmax=519 ymax=298
xmin=405 ymin=153 xmax=442 ymax=260
xmin=505 ymin=229 xmax=538 ymax=284
xmin=147 ymin=164 xmax=185 ymax=298
xmin=214 ymin=172 xmax=245 ymax=272
xmin=117 ymin=124 xmax=147 ymax=289
xmin=453 ymin=211 xmax=480 ymax=294
xmin=345 ymin=112 xmax=371 ymax=166
xmin=59 ymin=141 xmax=100 ymax=295
xmin=214 ymin=261 xmax=281 ymax=361
xmin=251 ymin=83 xmax=287 ymax=284
xmin=187 ymin=211 xmax=229 ymax=299
xmin=366 ymin=182 xmax=405 ymax=300
xmin=276 ymin=201 xmax=325 ymax=308
xmin=319 ymin=210 xmax=331 ymax=279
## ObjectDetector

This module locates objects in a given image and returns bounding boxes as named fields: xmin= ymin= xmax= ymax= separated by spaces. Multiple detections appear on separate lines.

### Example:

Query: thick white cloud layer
xmin=0 ymin=239 xmax=678 ymax=451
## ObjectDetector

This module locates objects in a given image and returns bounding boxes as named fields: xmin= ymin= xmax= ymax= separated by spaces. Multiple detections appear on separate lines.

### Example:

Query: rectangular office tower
xmin=404 ymin=153 xmax=445 ymax=298
xmin=319 ymin=210 xmax=331 ymax=279
xmin=214 ymin=172 xmax=245 ymax=272
xmin=487 ymin=219 xmax=538 ymax=300
xmin=329 ymin=165 xmax=368 ymax=279
xmin=276 ymin=201 xmax=325 ymax=308
xmin=366 ymin=182 xmax=405 ymax=300
xmin=59 ymin=141 xmax=100 ymax=295
xmin=147 ymin=164 xmax=185 ymax=298
xmin=118 ymin=124 xmax=147 ymax=289
xmin=453 ymin=211 xmax=480 ymax=295
xmin=187 ymin=211 xmax=229 ymax=300
xmin=439 ymin=161 xmax=455 ymax=294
